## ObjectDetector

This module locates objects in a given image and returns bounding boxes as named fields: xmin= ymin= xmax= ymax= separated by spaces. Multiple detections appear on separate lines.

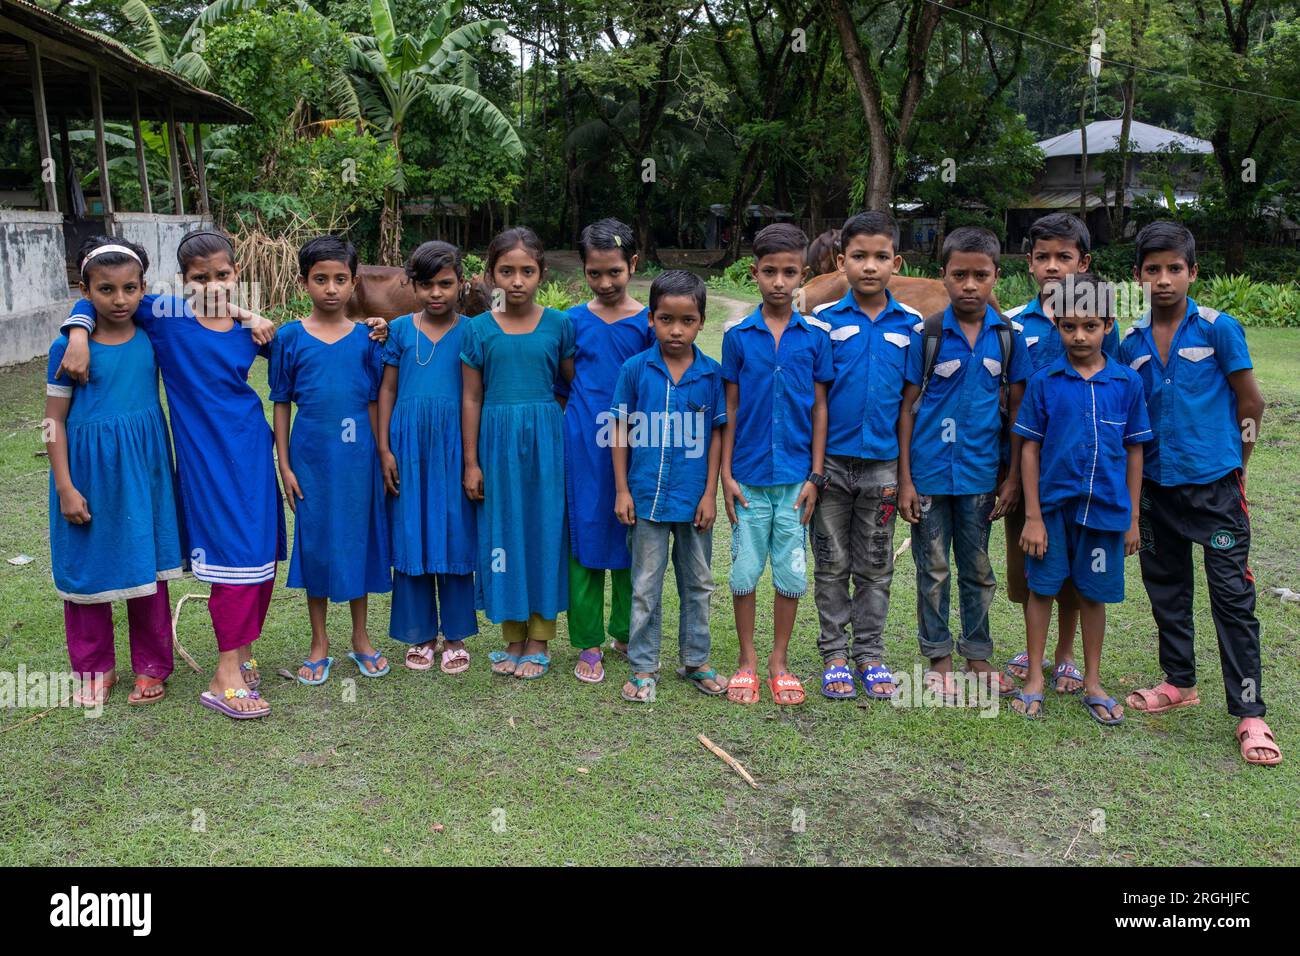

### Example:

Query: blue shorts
xmin=729 ymin=482 xmax=808 ymax=598
xmin=1025 ymin=510 xmax=1125 ymax=604
xmin=389 ymin=571 xmax=478 ymax=642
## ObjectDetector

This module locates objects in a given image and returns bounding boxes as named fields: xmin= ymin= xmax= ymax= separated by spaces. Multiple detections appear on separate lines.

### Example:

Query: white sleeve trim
xmin=46 ymin=383 xmax=73 ymax=397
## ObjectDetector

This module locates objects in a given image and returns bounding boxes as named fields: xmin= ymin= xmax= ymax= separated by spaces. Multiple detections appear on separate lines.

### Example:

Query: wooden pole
xmin=166 ymin=102 xmax=184 ymax=215
xmin=89 ymin=67 xmax=113 ymax=219
xmin=131 ymin=87 xmax=151 ymax=214
xmin=27 ymin=41 xmax=58 ymax=213
xmin=193 ymin=119 xmax=208 ymax=215
xmin=57 ymin=112 xmax=73 ymax=215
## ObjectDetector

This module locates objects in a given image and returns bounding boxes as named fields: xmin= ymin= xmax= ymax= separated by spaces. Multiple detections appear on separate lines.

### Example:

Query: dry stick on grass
xmin=0 ymin=693 xmax=74 ymax=733
xmin=1062 ymin=819 xmax=1088 ymax=861
xmin=171 ymin=593 xmax=208 ymax=673
xmin=893 ymin=537 xmax=911 ymax=561
xmin=698 ymin=733 xmax=759 ymax=789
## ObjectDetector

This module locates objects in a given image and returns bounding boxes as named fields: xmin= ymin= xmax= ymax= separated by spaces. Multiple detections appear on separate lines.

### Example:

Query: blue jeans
xmin=627 ymin=519 xmax=715 ymax=674
xmin=911 ymin=492 xmax=996 ymax=660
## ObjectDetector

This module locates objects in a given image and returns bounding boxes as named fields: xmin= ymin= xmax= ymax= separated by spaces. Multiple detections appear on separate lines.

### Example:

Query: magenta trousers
xmin=64 ymin=581 xmax=173 ymax=679
xmin=209 ymin=575 xmax=275 ymax=653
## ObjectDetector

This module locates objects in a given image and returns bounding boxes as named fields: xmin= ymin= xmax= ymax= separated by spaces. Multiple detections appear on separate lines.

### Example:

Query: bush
xmin=707 ymin=256 xmax=758 ymax=296
xmin=1090 ymin=243 xmax=1300 ymax=285
xmin=462 ymin=253 xmax=485 ymax=280
xmin=1192 ymin=276 xmax=1300 ymax=328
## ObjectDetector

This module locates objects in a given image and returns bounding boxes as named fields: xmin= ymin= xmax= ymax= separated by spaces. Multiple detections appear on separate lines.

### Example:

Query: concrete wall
xmin=113 ymin=212 xmax=213 ymax=294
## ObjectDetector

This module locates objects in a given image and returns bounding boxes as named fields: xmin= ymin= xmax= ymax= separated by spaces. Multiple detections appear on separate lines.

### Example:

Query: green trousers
xmin=568 ymin=557 xmax=631 ymax=649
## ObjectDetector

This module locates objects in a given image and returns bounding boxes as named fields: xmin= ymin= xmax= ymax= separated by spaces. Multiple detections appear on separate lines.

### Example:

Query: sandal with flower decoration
xmin=200 ymin=687 xmax=270 ymax=719
xmin=240 ymin=657 xmax=261 ymax=692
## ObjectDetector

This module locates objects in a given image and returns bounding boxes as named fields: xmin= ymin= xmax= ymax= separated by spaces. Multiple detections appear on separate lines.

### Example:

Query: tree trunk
xmin=379 ymin=124 xmax=404 ymax=265
xmin=1078 ymin=84 xmax=1089 ymax=221
xmin=1114 ymin=69 xmax=1135 ymax=239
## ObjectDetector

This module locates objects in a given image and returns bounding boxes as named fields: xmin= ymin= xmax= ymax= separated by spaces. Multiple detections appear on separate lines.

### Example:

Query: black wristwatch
xmin=807 ymin=471 xmax=829 ymax=491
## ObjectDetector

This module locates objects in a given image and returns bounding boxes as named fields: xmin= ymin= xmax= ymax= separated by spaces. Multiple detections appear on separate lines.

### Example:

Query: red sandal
xmin=127 ymin=676 xmax=165 ymax=706
xmin=1237 ymin=717 xmax=1282 ymax=766
xmin=1126 ymin=681 xmax=1199 ymax=714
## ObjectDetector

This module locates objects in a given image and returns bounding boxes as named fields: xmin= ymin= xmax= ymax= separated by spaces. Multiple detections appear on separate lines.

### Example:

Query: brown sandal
xmin=127 ymin=676 xmax=165 ymax=705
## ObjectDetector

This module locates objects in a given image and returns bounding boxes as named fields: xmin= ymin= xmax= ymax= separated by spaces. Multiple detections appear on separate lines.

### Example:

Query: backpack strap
xmin=996 ymin=324 xmax=1012 ymax=420
xmin=910 ymin=310 xmax=947 ymax=415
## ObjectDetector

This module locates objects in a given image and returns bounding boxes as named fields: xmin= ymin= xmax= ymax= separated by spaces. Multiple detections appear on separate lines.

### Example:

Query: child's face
xmin=750 ymin=251 xmax=806 ymax=311
xmin=1027 ymin=237 xmax=1089 ymax=290
xmin=1135 ymin=250 xmax=1197 ymax=311
xmin=80 ymin=262 xmax=145 ymax=327
xmin=300 ymin=259 xmax=356 ymax=315
xmin=183 ymin=251 xmax=240 ymax=316
xmin=652 ymin=294 xmax=704 ymax=358
xmin=583 ymin=247 xmax=637 ymax=305
xmin=414 ymin=266 xmax=462 ymax=319
xmin=838 ymin=232 xmax=900 ymax=299
xmin=941 ymin=251 xmax=998 ymax=318
xmin=491 ymin=245 xmax=543 ymax=308
xmin=1058 ymin=310 xmax=1113 ymax=361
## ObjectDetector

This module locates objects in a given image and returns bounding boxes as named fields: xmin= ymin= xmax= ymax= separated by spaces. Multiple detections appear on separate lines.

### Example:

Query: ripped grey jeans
xmin=811 ymin=456 xmax=899 ymax=667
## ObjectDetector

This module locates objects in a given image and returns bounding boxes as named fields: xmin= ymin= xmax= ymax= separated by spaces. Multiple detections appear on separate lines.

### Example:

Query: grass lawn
xmin=0 ymin=289 xmax=1296 ymax=866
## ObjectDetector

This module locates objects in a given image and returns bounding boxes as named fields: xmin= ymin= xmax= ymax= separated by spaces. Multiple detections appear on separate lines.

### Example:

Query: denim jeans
xmin=811 ymin=455 xmax=898 ymax=665
xmin=911 ymin=492 xmax=997 ymax=660
xmin=627 ymin=519 xmax=716 ymax=674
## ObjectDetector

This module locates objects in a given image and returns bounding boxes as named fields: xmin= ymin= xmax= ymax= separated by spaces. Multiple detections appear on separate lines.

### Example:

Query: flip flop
xmin=621 ymin=674 xmax=657 ymax=703
xmin=676 ymin=666 xmax=728 ymax=696
xmin=200 ymin=689 xmax=269 ymax=720
xmin=1011 ymin=689 xmax=1044 ymax=720
xmin=768 ymin=672 xmax=805 ymax=706
xmin=488 ymin=650 xmax=521 ymax=676
xmin=1126 ymin=680 xmax=1199 ymax=714
xmin=820 ymin=663 xmax=857 ymax=700
xmin=127 ymin=676 xmax=166 ymax=706
xmin=73 ymin=674 xmax=116 ymax=707
xmin=1005 ymin=650 xmax=1052 ymax=679
xmin=240 ymin=658 xmax=261 ymax=692
xmin=297 ymin=657 xmax=333 ymax=686
xmin=405 ymin=643 xmax=435 ymax=671
xmin=348 ymin=649 xmax=391 ymax=678
xmin=962 ymin=664 xmax=1018 ymax=697
xmin=856 ymin=663 xmax=899 ymax=700
xmin=440 ymin=647 xmax=470 ymax=675
xmin=513 ymin=652 xmax=551 ymax=680
xmin=574 ymin=648 xmax=605 ymax=684
xmin=924 ymin=670 xmax=961 ymax=704
xmin=1236 ymin=717 xmax=1282 ymax=766
xmin=726 ymin=669 xmax=761 ymax=705
xmin=1083 ymin=694 xmax=1124 ymax=725
xmin=1051 ymin=661 xmax=1085 ymax=695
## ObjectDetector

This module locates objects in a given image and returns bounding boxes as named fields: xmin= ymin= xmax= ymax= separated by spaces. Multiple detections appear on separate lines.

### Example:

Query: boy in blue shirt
xmin=610 ymin=271 xmax=727 ymax=702
xmin=1003 ymin=213 xmax=1118 ymax=695
xmin=898 ymin=227 xmax=1027 ymax=702
xmin=809 ymin=211 xmax=920 ymax=700
xmin=1118 ymin=222 xmax=1279 ymax=765
xmin=721 ymin=223 xmax=833 ymax=706
xmin=1011 ymin=273 xmax=1150 ymax=721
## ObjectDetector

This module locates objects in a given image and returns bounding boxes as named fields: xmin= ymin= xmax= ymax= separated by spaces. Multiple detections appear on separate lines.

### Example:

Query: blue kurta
xmin=561 ymin=303 xmax=653 ymax=570
xmin=64 ymin=295 xmax=285 ymax=585
xmin=383 ymin=313 xmax=476 ymax=576
xmin=47 ymin=330 xmax=183 ymax=603
xmin=269 ymin=321 xmax=391 ymax=601
xmin=460 ymin=308 xmax=575 ymax=621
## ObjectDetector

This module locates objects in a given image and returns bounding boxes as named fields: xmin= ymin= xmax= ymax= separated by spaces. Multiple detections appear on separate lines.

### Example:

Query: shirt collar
xmin=822 ymin=288 xmax=907 ymax=322
xmin=1047 ymin=351 xmax=1124 ymax=381
xmin=647 ymin=342 xmax=711 ymax=384
xmin=739 ymin=305 xmax=813 ymax=333
xmin=943 ymin=303 xmax=1008 ymax=336
xmin=1130 ymin=295 xmax=1198 ymax=331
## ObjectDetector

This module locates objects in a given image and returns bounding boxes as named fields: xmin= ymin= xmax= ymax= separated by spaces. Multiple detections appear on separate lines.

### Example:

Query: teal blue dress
xmin=460 ymin=308 xmax=575 ymax=622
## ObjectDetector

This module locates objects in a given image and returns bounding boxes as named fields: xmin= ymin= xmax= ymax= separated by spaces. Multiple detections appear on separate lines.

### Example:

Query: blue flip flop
xmin=297 ymin=656 xmax=333 ymax=686
xmin=1012 ymin=689 xmax=1044 ymax=719
xmin=821 ymin=663 xmax=857 ymax=699
xmin=348 ymin=649 xmax=390 ymax=678
xmin=1051 ymin=661 xmax=1084 ymax=695
xmin=488 ymin=650 xmax=521 ymax=675
xmin=1083 ymin=694 xmax=1125 ymax=725
xmin=856 ymin=663 xmax=899 ymax=700
xmin=513 ymin=652 xmax=551 ymax=680
xmin=1005 ymin=651 xmax=1052 ymax=678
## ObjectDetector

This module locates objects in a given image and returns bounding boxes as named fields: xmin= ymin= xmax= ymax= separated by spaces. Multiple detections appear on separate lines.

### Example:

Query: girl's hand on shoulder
xmin=58 ymin=486 xmax=91 ymax=525
xmin=694 ymin=493 xmax=716 ymax=531
xmin=280 ymin=468 xmax=305 ymax=512
xmin=58 ymin=336 xmax=91 ymax=385
xmin=380 ymin=450 xmax=400 ymax=496
xmin=463 ymin=463 xmax=484 ymax=501
xmin=231 ymin=305 xmax=277 ymax=345
xmin=722 ymin=475 xmax=747 ymax=525
xmin=364 ymin=317 xmax=389 ymax=343
xmin=614 ymin=490 xmax=636 ymax=526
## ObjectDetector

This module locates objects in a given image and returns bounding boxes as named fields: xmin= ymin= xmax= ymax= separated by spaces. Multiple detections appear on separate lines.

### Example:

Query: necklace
xmin=414 ymin=310 xmax=458 ymax=367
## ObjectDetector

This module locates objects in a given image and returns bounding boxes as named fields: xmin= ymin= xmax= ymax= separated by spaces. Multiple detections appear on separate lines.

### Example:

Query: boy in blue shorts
xmin=610 ymin=270 xmax=728 ymax=702
xmin=721 ymin=223 xmax=833 ymax=706
xmin=1118 ymin=221 xmax=1279 ymax=765
xmin=1011 ymin=273 xmax=1150 ymax=721
xmin=898 ymin=226 xmax=1027 ymax=702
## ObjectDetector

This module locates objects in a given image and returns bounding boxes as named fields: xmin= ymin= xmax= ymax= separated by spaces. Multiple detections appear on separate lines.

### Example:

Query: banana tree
xmin=120 ymin=0 xmax=267 ymax=86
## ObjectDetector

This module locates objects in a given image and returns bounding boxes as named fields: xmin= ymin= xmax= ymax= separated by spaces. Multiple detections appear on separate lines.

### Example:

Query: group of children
xmin=44 ymin=210 xmax=1281 ymax=764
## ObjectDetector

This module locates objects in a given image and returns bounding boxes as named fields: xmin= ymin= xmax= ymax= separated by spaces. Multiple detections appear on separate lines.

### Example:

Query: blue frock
xmin=47 ymin=330 xmax=183 ymax=603
xmin=269 ymin=322 xmax=392 ymax=601
xmin=383 ymin=314 xmax=476 ymax=576
xmin=562 ymin=303 xmax=653 ymax=570
xmin=461 ymin=308 xmax=575 ymax=621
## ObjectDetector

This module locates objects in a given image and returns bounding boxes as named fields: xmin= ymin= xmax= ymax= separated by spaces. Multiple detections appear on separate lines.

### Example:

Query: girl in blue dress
xmin=46 ymin=237 xmax=182 ymax=707
xmin=377 ymin=241 xmax=477 ymax=675
xmin=271 ymin=236 xmax=392 ymax=685
xmin=462 ymin=227 xmax=576 ymax=680
xmin=562 ymin=219 xmax=653 ymax=683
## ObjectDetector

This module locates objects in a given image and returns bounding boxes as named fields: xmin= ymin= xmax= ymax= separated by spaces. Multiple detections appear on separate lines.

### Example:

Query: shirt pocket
xmin=1176 ymin=345 xmax=1219 ymax=388
xmin=874 ymin=331 xmax=911 ymax=383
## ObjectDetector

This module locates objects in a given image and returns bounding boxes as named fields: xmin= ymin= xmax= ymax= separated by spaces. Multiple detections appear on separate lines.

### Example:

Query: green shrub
xmin=536 ymin=280 xmax=579 ymax=311
xmin=707 ymin=255 xmax=759 ymax=296
xmin=994 ymin=273 xmax=1037 ymax=311
xmin=1193 ymin=276 xmax=1300 ymax=327
xmin=462 ymin=253 xmax=485 ymax=279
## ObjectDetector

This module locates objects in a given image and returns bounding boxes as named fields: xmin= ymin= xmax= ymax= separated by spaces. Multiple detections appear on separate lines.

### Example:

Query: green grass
xmin=0 ymin=308 xmax=1296 ymax=866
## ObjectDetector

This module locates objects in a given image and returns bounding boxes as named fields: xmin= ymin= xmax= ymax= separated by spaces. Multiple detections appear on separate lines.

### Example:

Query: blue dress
xmin=269 ymin=322 xmax=391 ymax=601
xmin=562 ymin=303 xmax=653 ymax=570
xmin=47 ymin=330 xmax=183 ymax=602
xmin=383 ymin=314 xmax=476 ymax=576
xmin=461 ymin=308 xmax=575 ymax=621
xmin=64 ymin=295 xmax=285 ymax=585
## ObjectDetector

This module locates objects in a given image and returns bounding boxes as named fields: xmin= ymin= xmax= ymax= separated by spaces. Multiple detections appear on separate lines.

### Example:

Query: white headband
xmin=80 ymin=244 xmax=142 ymax=273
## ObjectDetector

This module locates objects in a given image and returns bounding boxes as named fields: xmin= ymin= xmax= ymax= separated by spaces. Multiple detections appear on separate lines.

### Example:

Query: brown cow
xmin=800 ymin=270 xmax=999 ymax=318
xmin=805 ymin=227 xmax=841 ymax=277
xmin=347 ymin=264 xmax=491 ymax=321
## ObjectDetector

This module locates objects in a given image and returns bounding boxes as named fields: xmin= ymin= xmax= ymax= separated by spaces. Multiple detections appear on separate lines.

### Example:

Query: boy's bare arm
xmin=1019 ymin=440 xmax=1046 ymax=558
xmin=1228 ymin=368 xmax=1265 ymax=481
xmin=720 ymin=381 xmax=747 ymax=523
xmin=992 ymin=381 xmax=1026 ymax=520
xmin=795 ymin=381 xmax=829 ymax=524
xmin=696 ymin=424 xmax=723 ymax=531
xmin=897 ymin=382 xmax=921 ymax=523
xmin=1125 ymin=443 xmax=1144 ymax=555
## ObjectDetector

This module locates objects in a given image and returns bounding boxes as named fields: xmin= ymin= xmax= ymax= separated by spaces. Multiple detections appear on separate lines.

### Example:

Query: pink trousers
xmin=64 ymin=581 xmax=173 ymax=679
xmin=209 ymin=575 xmax=275 ymax=653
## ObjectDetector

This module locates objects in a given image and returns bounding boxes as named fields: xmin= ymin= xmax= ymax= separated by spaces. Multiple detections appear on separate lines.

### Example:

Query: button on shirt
xmin=611 ymin=344 xmax=727 ymax=523
xmin=904 ymin=305 xmax=1029 ymax=496
xmin=1004 ymin=293 xmax=1121 ymax=372
xmin=814 ymin=289 xmax=920 ymax=460
xmin=1117 ymin=298 xmax=1252 ymax=487
xmin=721 ymin=307 xmax=834 ymax=486
xmin=1012 ymin=354 xmax=1152 ymax=531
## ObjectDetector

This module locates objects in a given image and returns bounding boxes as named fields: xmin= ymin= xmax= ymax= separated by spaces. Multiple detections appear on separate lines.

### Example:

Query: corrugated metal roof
xmin=1010 ymin=186 xmax=1201 ymax=210
xmin=1037 ymin=120 xmax=1212 ymax=158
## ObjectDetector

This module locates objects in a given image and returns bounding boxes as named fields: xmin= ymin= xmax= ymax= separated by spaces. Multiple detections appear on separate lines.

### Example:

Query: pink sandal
xmin=440 ymin=647 xmax=470 ymax=675
xmin=405 ymin=643 xmax=435 ymax=671
xmin=1126 ymin=681 xmax=1199 ymax=714
xmin=1237 ymin=717 xmax=1282 ymax=766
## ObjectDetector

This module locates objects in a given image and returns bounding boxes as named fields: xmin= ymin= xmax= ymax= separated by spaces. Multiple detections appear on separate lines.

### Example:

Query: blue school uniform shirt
xmin=610 ymin=344 xmax=727 ymax=523
xmin=812 ymin=289 xmax=920 ymax=460
xmin=721 ymin=307 xmax=834 ymax=486
xmin=1117 ymin=298 xmax=1252 ymax=487
xmin=1012 ymin=354 xmax=1152 ymax=532
xmin=904 ymin=304 xmax=1029 ymax=496
xmin=1003 ymin=292 xmax=1120 ymax=371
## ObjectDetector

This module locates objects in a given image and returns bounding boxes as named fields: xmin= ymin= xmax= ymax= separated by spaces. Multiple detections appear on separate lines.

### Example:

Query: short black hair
xmin=1027 ymin=212 xmax=1090 ymax=256
xmin=578 ymin=217 xmax=636 ymax=264
xmin=841 ymin=211 xmax=899 ymax=251
xmin=177 ymin=228 xmax=236 ymax=271
xmin=1047 ymin=271 xmax=1114 ymax=321
xmin=78 ymin=234 xmax=148 ymax=283
xmin=405 ymin=240 xmax=463 ymax=283
xmin=941 ymin=226 xmax=1000 ymax=268
xmin=649 ymin=269 xmax=707 ymax=317
xmin=298 ymin=235 xmax=357 ymax=277
xmin=1135 ymin=220 xmax=1196 ymax=270
xmin=752 ymin=222 xmax=809 ymax=260
xmin=485 ymin=226 xmax=545 ymax=277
